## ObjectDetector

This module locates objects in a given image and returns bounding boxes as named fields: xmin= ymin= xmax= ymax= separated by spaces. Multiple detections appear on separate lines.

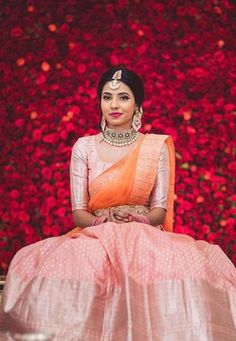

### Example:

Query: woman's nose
xmin=110 ymin=97 xmax=119 ymax=109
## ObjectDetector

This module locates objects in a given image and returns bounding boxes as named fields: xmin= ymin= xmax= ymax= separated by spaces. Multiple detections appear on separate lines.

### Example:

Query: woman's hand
xmin=92 ymin=208 xmax=130 ymax=225
xmin=108 ymin=208 xmax=150 ymax=224
xmin=92 ymin=215 xmax=109 ymax=226
xmin=112 ymin=207 xmax=131 ymax=223
xmin=126 ymin=213 xmax=150 ymax=224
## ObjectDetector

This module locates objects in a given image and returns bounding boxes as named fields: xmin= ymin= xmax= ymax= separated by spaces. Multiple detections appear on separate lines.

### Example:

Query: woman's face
xmin=101 ymin=81 xmax=136 ymax=130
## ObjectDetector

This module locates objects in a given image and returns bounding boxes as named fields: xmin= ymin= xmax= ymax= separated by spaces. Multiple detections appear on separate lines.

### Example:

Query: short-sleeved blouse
xmin=70 ymin=135 xmax=169 ymax=211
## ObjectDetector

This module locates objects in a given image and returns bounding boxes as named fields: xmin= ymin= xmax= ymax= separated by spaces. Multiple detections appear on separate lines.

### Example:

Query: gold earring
xmin=101 ymin=116 xmax=106 ymax=132
xmin=132 ymin=106 xmax=143 ymax=132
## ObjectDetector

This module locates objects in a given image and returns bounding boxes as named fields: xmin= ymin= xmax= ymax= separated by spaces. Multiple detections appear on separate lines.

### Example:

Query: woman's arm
xmin=72 ymin=209 xmax=96 ymax=228
xmin=146 ymin=142 xmax=170 ymax=227
xmin=70 ymin=139 xmax=96 ymax=228
xmin=146 ymin=207 xmax=167 ymax=226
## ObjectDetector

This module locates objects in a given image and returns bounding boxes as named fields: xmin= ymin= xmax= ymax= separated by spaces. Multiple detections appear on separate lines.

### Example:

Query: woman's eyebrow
xmin=102 ymin=91 xmax=130 ymax=95
xmin=118 ymin=92 xmax=130 ymax=95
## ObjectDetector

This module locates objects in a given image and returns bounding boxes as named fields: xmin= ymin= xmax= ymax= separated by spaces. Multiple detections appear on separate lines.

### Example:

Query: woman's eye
xmin=120 ymin=95 xmax=129 ymax=101
xmin=102 ymin=95 xmax=111 ymax=100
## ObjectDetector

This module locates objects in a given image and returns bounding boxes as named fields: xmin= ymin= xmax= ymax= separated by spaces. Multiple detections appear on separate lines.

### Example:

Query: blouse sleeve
xmin=149 ymin=142 xmax=170 ymax=210
xmin=70 ymin=139 xmax=89 ymax=211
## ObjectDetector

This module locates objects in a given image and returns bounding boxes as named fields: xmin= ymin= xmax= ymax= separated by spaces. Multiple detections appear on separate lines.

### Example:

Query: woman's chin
xmin=106 ymin=123 xmax=132 ymax=130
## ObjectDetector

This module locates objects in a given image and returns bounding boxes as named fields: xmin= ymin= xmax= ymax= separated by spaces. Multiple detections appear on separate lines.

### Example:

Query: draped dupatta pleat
xmin=87 ymin=134 xmax=175 ymax=231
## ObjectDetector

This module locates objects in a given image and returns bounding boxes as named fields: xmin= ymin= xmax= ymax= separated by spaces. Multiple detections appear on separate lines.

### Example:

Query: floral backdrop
xmin=0 ymin=0 xmax=236 ymax=274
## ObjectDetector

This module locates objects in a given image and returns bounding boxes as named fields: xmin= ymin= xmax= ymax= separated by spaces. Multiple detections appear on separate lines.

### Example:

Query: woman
xmin=0 ymin=67 xmax=235 ymax=340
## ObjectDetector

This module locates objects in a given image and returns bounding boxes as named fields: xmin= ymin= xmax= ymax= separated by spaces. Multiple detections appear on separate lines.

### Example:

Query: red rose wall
xmin=0 ymin=0 xmax=236 ymax=273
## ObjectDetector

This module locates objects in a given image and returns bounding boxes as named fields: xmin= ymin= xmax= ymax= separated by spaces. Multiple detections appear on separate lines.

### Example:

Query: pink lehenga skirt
xmin=0 ymin=222 xmax=236 ymax=340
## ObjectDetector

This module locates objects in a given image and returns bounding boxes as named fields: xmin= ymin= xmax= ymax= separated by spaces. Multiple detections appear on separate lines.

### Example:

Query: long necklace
xmin=101 ymin=127 xmax=138 ymax=147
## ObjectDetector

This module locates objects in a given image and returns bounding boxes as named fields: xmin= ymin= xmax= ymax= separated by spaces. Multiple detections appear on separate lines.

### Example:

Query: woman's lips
xmin=109 ymin=112 xmax=123 ymax=118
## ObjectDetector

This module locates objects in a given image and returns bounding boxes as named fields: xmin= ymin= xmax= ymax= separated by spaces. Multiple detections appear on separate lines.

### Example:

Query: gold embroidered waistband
xmin=94 ymin=205 xmax=150 ymax=217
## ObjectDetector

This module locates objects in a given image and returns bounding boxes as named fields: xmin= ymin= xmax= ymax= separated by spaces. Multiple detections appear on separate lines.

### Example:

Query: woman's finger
xmin=114 ymin=210 xmax=129 ymax=219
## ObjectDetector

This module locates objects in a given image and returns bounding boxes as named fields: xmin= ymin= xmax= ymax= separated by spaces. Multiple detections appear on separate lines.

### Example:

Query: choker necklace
xmin=101 ymin=127 xmax=138 ymax=147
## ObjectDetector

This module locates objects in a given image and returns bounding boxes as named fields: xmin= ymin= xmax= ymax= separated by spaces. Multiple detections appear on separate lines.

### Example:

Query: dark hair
xmin=97 ymin=66 xmax=144 ymax=107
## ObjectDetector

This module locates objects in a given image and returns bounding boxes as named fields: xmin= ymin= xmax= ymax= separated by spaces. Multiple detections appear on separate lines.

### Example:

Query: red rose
xmin=10 ymin=190 xmax=20 ymax=199
xmin=32 ymin=129 xmax=42 ymax=141
xmin=45 ymin=196 xmax=56 ymax=208
xmin=41 ymin=167 xmax=52 ymax=181
xmin=19 ymin=211 xmax=30 ymax=223
xmin=42 ymin=133 xmax=58 ymax=144
xmin=11 ymin=27 xmax=23 ymax=37
xmin=55 ymin=207 xmax=67 ymax=218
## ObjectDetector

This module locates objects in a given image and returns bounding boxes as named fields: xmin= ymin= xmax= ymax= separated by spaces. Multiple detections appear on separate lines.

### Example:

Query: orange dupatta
xmin=88 ymin=134 xmax=175 ymax=232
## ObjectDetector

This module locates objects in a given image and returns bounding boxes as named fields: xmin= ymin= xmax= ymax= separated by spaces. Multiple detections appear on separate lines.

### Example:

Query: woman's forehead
xmin=102 ymin=81 xmax=133 ymax=94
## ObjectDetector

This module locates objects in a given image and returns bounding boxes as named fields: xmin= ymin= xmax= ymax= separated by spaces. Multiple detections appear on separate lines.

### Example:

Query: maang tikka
xmin=109 ymin=70 xmax=122 ymax=90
